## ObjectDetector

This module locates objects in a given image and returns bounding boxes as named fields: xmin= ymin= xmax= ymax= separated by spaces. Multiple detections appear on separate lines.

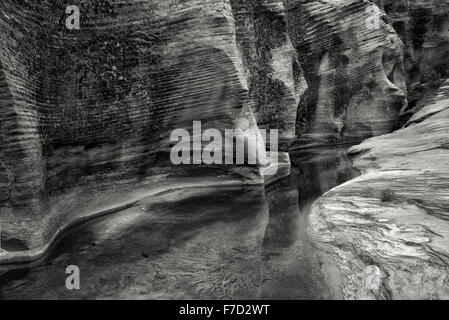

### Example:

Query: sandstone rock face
xmin=0 ymin=0 xmax=298 ymax=261
xmin=309 ymin=81 xmax=449 ymax=299
xmin=375 ymin=0 xmax=449 ymax=123
xmin=231 ymin=0 xmax=307 ymax=140
xmin=1 ymin=0 xmax=448 ymax=295
xmin=286 ymin=0 xmax=407 ymax=144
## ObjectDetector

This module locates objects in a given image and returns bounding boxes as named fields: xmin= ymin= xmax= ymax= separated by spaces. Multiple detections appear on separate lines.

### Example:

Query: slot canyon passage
xmin=0 ymin=0 xmax=449 ymax=300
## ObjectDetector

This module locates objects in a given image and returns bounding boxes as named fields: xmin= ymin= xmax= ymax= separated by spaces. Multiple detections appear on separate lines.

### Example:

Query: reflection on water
xmin=0 ymin=145 xmax=359 ymax=300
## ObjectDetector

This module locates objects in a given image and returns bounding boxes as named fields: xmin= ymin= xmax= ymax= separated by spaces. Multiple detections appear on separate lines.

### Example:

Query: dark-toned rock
xmin=375 ymin=0 xmax=449 ymax=123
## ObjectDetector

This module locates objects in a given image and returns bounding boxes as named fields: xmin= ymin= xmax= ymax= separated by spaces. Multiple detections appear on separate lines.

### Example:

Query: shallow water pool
xmin=0 ymin=145 xmax=359 ymax=300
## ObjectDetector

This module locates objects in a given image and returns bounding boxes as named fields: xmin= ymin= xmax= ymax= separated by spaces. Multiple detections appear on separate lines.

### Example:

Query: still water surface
xmin=0 ymin=146 xmax=358 ymax=299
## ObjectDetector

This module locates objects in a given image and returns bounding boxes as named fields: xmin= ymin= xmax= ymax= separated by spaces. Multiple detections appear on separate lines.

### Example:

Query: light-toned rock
xmin=309 ymin=81 xmax=449 ymax=299
xmin=286 ymin=0 xmax=407 ymax=144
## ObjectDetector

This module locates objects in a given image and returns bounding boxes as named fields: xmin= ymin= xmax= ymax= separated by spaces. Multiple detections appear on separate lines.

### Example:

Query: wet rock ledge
xmin=309 ymin=81 xmax=449 ymax=300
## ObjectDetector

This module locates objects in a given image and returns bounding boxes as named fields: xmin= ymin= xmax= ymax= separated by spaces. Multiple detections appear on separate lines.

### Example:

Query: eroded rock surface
xmin=375 ymin=0 xmax=449 ymax=122
xmin=231 ymin=0 xmax=307 ymax=139
xmin=309 ymin=81 xmax=449 ymax=299
xmin=286 ymin=0 xmax=407 ymax=144
xmin=285 ymin=0 xmax=449 ymax=144
xmin=2 ymin=1 xmax=449 ymax=298
xmin=0 ymin=0 xmax=297 ymax=261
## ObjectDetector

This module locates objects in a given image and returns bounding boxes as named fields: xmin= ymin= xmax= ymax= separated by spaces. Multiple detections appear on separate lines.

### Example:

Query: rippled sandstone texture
xmin=309 ymin=81 xmax=449 ymax=300
xmin=374 ymin=0 xmax=449 ymax=123
xmin=286 ymin=0 xmax=449 ymax=144
xmin=1 ymin=0 xmax=448 ymax=284
xmin=286 ymin=0 xmax=408 ymax=144
xmin=0 ymin=0 xmax=299 ymax=261
xmin=303 ymin=0 xmax=449 ymax=300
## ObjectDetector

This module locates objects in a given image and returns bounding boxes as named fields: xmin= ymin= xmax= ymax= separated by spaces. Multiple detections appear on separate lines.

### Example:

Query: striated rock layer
xmin=286 ymin=0 xmax=407 ymax=144
xmin=374 ymin=0 xmax=449 ymax=123
xmin=309 ymin=81 xmax=449 ymax=299
xmin=231 ymin=0 xmax=307 ymax=139
xmin=1 ymin=0 xmax=448 ymax=282
xmin=0 ymin=0 xmax=297 ymax=262
xmin=285 ymin=0 xmax=449 ymax=144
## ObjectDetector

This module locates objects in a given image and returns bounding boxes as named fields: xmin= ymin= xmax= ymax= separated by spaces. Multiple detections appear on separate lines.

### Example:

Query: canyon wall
xmin=375 ymin=0 xmax=449 ymax=124
xmin=285 ymin=0 xmax=449 ymax=144
xmin=0 ymin=0 xmax=299 ymax=261
xmin=285 ymin=0 xmax=407 ymax=144
xmin=309 ymin=80 xmax=449 ymax=300
xmin=230 ymin=0 xmax=306 ymax=140
xmin=1 ymin=0 xmax=448 ymax=273
xmin=301 ymin=0 xmax=449 ymax=300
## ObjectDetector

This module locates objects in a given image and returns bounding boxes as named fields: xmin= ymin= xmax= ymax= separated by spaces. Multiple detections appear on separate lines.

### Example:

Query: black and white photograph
xmin=0 ymin=0 xmax=449 ymax=305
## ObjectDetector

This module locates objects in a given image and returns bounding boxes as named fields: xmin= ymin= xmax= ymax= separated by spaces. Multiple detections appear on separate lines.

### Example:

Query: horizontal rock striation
xmin=0 ymin=0 xmax=297 ymax=262
xmin=375 ymin=0 xmax=449 ymax=123
xmin=308 ymin=80 xmax=449 ymax=299
xmin=285 ymin=0 xmax=407 ymax=144
xmin=2 ymin=0 xmax=448 ymax=286
xmin=231 ymin=0 xmax=307 ymax=140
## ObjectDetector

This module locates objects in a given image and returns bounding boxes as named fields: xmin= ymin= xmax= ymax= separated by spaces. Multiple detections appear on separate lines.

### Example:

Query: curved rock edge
xmin=308 ymin=81 xmax=449 ymax=300
xmin=0 ymin=152 xmax=291 ymax=266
